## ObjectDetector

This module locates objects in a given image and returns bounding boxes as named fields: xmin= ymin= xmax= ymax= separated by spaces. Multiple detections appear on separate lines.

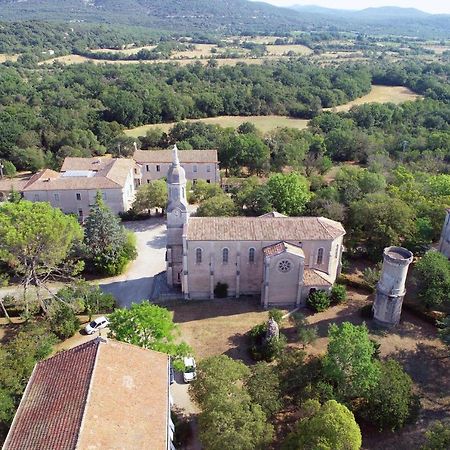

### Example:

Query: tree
xmin=291 ymin=312 xmax=318 ymax=349
xmin=245 ymin=362 xmax=282 ymax=418
xmin=132 ymin=180 xmax=168 ymax=214
xmin=323 ymin=322 xmax=381 ymax=400
xmin=48 ymin=303 xmax=80 ymax=339
xmin=0 ymin=201 xmax=83 ymax=316
xmin=189 ymin=179 xmax=222 ymax=204
xmin=282 ymin=400 xmax=362 ymax=450
xmin=0 ymin=160 xmax=16 ymax=177
xmin=107 ymin=303 xmax=191 ymax=365
xmin=422 ymin=421 xmax=450 ymax=450
xmin=363 ymin=359 xmax=417 ymax=430
xmin=348 ymin=193 xmax=415 ymax=257
xmin=190 ymin=356 xmax=273 ymax=450
xmin=57 ymin=281 xmax=115 ymax=321
xmin=190 ymin=355 xmax=250 ymax=407
xmin=266 ymin=173 xmax=311 ymax=216
xmin=83 ymin=192 xmax=137 ymax=275
xmin=196 ymin=194 xmax=237 ymax=217
xmin=415 ymin=251 xmax=450 ymax=309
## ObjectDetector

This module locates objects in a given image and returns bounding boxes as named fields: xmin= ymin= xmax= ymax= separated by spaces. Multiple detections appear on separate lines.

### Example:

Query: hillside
xmin=0 ymin=0 xmax=449 ymax=37
xmin=290 ymin=4 xmax=450 ymax=38
xmin=0 ymin=0 xmax=317 ymax=34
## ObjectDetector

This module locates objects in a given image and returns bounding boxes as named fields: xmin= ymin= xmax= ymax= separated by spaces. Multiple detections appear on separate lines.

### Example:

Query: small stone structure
xmin=373 ymin=246 xmax=413 ymax=327
xmin=438 ymin=209 xmax=450 ymax=259
xmin=265 ymin=318 xmax=280 ymax=342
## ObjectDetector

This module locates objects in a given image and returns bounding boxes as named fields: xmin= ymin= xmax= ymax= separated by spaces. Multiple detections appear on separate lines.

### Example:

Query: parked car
xmin=169 ymin=365 xmax=175 ymax=385
xmin=183 ymin=357 xmax=197 ymax=383
xmin=85 ymin=316 xmax=109 ymax=335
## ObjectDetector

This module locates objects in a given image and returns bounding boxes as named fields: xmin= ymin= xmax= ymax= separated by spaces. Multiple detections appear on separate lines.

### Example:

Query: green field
xmin=125 ymin=115 xmax=310 ymax=137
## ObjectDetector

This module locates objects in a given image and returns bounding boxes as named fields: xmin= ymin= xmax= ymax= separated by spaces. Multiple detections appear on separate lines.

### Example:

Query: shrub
xmin=1 ymin=161 xmax=16 ymax=178
xmin=307 ymin=290 xmax=331 ymax=313
xmin=249 ymin=322 xmax=286 ymax=362
xmin=291 ymin=312 xmax=318 ymax=348
xmin=362 ymin=264 xmax=381 ymax=290
xmin=49 ymin=304 xmax=80 ymax=339
xmin=422 ymin=421 xmax=450 ymax=450
xmin=214 ymin=282 xmax=228 ymax=298
xmin=330 ymin=284 xmax=347 ymax=304
xmin=268 ymin=308 xmax=284 ymax=325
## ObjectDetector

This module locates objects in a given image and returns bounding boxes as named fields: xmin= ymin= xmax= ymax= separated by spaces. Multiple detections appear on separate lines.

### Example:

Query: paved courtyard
xmin=99 ymin=217 xmax=167 ymax=307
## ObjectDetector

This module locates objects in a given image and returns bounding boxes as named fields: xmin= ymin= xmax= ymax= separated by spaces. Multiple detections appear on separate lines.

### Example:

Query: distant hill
xmin=0 ymin=0 xmax=448 ymax=38
xmin=290 ymin=4 xmax=450 ymax=37
xmin=0 ymin=0 xmax=317 ymax=34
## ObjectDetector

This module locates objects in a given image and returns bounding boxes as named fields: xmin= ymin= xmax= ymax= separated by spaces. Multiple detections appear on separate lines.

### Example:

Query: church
xmin=166 ymin=145 xmax=345 ymax=307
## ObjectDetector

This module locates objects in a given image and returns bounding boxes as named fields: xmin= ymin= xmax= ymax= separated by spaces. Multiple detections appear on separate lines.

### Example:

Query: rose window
xmin=278 ymin=260 xmax=292 ymax=273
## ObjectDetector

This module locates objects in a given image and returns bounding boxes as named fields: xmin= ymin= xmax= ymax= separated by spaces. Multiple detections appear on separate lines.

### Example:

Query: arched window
xmin=317 ymin=248 xmax=324 ymax=265
xmin=222 ymin=248 xmax=229 ymax=264
xmin=196 ymin=248 xmax=202 ymax=264
xmin=248 ymin=247 xmax=255 ymax=263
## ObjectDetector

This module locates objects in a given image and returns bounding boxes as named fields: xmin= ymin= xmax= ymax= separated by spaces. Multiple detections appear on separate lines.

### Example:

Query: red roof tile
xmin=3 ymin=339 xmax=99 ymax=450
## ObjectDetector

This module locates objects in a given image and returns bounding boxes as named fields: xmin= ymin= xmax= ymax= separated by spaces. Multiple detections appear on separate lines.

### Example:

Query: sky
xmin=257 ymin=0 xmax=450 ymax=14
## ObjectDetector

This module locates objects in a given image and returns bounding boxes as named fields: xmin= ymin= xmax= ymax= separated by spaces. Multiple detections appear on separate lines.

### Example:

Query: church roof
xmin=186 ymin=217 xmax=345 ymax=241
xmin=259 ymin=211 xmax=287 ymax=218
xmin=263 ymin=241 xmax=305 ymax=257
xmin=133 ymin=149 xmax=218 ymax=163
xmin=303 ymin=269 xmax=333 ymax=286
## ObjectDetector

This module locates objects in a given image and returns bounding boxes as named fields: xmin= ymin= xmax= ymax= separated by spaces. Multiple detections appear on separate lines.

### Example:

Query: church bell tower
xmin=166 ymin=144 xmax=189 ymax=287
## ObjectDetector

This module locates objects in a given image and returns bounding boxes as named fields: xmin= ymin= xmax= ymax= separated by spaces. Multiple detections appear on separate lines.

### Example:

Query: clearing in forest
xmin=125 ymin=115 xmax=310 ymax=137
xmin=325 ymin=85 xmax=420 ymax=112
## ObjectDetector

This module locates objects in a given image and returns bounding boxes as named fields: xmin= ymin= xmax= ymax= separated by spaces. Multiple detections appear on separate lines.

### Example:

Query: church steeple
xmin=166 ymin=144 xmax=189 ymax=288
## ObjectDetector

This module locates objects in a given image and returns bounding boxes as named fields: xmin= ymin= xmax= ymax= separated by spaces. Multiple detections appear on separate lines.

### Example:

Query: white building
xmin=22 ymin=157 xmax=139 ymax=220
xmin=134 ymin=149 xmax=220 ymax=185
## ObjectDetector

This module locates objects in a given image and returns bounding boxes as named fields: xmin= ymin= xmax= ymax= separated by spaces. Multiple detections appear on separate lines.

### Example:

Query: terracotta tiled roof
xmin=263 ymin=241 xmax=304 ymax=257
xmin=259 ymin=211 xmax=287 ymax=218
xmin=4 ymin=338 xmax=170 ymax=450
xmin=60 ymin=157 xmax=113 ymax=172
xmin=3 ymin=339 xmax=100 ymax=450
xmin=186 ymin=217 xmax=345 ymax=241
xmin=23 ymin=158 xmax=135 ymax=192
xmin=134 ymin=149 xmax=218 ymax=163
xmin=0 ymin=176 xmax=31 ymax=193
xmin=303 ymin=269 xmax=333 ymax=286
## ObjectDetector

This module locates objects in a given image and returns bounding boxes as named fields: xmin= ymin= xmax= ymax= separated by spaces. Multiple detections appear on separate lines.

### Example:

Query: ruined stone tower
xmin=166 ymin=144 xmax=189 ymax=288
xmin=373 ymin=246 xmax=413 ymax=327
xmin=438 ymin=209 xmax=450 ymax=259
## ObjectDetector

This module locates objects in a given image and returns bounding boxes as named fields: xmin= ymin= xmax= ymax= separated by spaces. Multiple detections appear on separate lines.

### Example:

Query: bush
xmin=291 ymin=312 xmax=318 ymax=348
xmin=307 ymin=290 xmax=331 ymax=313
xmin=249 ymin=322 xmax=286 ymax=362
xmin=362 ymin=264 xmax=381 ymax=290
xmin=268 ymin=308 xmax=284 ymax=325
xmin=422 ymin=421 xmax=450 ymax=450
xmin=214 ymin=282 xmax=228 ymax=298
xmin=330 ymin=284 xmax=347 ymax=304
xmin=1 ymin=161 xmax=16 ymax=178
xmin=49 ymin=304 xmax=80 ymax=339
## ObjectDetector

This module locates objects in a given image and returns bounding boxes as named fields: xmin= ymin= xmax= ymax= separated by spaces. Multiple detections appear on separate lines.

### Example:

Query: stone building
xmin=438 ymin=209 xmax=450 ymax=259
xmin=373 ymin=246 xmax=413 ymax=327
xmin=21 ymin=157 xmax=138 ymax=220
xmin=166 ymin=145 xmax=345 ymax=306
xmin=134 ymin=148 xmax=220 ymax=185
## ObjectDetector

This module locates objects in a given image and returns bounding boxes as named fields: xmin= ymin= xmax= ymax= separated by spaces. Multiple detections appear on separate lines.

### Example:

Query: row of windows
xmin=145 ymin=164 xmax=212 ymax=173
xmin=33 ymin=192 xmax=107 ymax=202
xmin=194 ymin=247 xmax=335 ymax=265
xmin=195 ymin=248 xmax=256 ymax=264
